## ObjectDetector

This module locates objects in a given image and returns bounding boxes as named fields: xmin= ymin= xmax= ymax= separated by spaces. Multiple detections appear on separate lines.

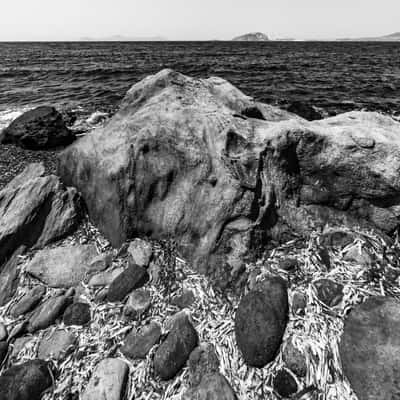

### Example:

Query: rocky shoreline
xmin=1 ymin=70 xmax=400 ymax=400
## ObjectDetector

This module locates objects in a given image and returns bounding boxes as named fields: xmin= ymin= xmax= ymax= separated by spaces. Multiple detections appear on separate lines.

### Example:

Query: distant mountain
xmin=233 ymin=32 xmax=269 ymax=41
xmin=338 ymin=32 xmax=400 ymax=41
xmin=80 ymin=35 xmax=166 ymax=42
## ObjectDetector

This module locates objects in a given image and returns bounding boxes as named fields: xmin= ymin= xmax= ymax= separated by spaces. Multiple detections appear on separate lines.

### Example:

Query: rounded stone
xmin=63 ymin=302 xmax=91 ymax=326
xmin=273 ymin=369 xmax=298 ymax=397
xmin=314 ymin=279 xmax=343 ymax=307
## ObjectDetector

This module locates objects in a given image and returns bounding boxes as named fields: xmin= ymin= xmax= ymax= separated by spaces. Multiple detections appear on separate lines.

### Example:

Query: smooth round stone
xmin=314 ymin=279 xmax=343 ymax=307
xmin=282 ymin=337 xmax=307 ymax=377
xmin=63 ymin=302 xmax=91 ymax=326
xmin=273 ymin=369 xmax=298 ymax=397
xmin=123 ymin=289 xmax=151 ymax=319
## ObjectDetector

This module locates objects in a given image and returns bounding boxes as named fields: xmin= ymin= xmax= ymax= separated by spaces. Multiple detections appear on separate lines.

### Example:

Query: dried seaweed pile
xmin=1 ymin=222 xmax=400 ymax=400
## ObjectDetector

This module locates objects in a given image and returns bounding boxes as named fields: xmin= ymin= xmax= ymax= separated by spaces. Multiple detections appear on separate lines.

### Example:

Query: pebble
xmin=314 ymin=279 xmax=343 ymax=307
xmin=10 ymin=286 xmax=46 ymax=318
xmin=188 ymin=343 xmax=220 ymax=387
xmin=38 ymin=329 xmax=76 ymax=360
xmin=282 ymin=337 xmax=307 ymax=377
xmin=88 ymin=267 xmax=124 ymax=287
xmin=171 ymin=288 xmax=195 ymax=309
xmin=63 ymin=302 xmax=91 ymax=326
xmin=128 ymin=238 xmax=153 ymax=268
xmin=0 ymin=323 xmax=8 ymax=341
xmin=278 ymin=258 xmax=299 ymax=272
xmin=123 ymin=289 xmax=151 ymax=319
xmin=273 ymin=369 xmax=298 ymax=397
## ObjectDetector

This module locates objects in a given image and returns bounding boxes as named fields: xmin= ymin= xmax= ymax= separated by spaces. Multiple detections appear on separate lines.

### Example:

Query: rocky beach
xmin=1 ymin=68 xmax=400 ymax=400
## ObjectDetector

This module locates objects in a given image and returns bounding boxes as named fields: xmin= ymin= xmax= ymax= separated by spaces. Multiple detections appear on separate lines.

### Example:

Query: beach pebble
xmin=107 ymin=264 xmax=149 ymax=303
xmin=121 ymin=321 xmax=161 ymax=360
xmin=171 ymin=288 xmax=195 ymax=309
xmin=182 ymin=373 xmax=237 ymax=400
xmin=154 ymin=311 xmax=198 ymax=380
xmin=0 ymin=359 xmax=52 ymax=400
xmin=273 ymin=369 xmax=298 ymax=397
xmin=314 ymin=279 xmax=343 ymax=307
xmin=8 ymin=320 xmax=28 ymax=340
xmin=11 ymin=336 xmax=32 ymax=358
xmin=82 ymin=358 xmax=129 ymax=400
xmin=282 ymin=337 xmax=307 ymax=377
xmin=89 ymin=252 xmax=113 ymax=272
xmin=317 ymin=246 xmax=331 ymax=270
xmin=0 ymin=323 xmax=8 ymax=341
xmin=128 ymin=238 xmax=152 ymax=268
xmin=38 ymin=329 xmax=76 ymax=360
xmin=292 ymin=291 xmax=307 ymax=315
xmin=320 ymin=229 xmax=354 ymax=248
xmin=188 ymin=343 xmax=220 ymax=387
xmin=123 ymin=289 xmax=151 ymax=319
xmin=235 ymin=276 xmax=288 ymax=367
xmin=88 ymin=267 xmax=124 ymax=287
xmin=278 ymin=258 xmax=299 ymax=272
xmin=10 ymin=286 xmax=46 ymax=318
xmin=344 ymin=245 xmax=372 ymax=265
xmin=0 ymin=342 xmax=8 ymax=365
xmin=63 ymin=302 xmax=91 ymax=326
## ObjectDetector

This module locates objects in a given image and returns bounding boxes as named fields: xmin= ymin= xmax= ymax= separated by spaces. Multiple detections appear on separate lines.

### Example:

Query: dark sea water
xmin=1 ymin=41 xmax=400 ymax=129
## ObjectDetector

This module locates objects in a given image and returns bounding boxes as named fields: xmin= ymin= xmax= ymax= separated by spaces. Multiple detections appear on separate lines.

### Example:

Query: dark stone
xmin=286 ymin=101 xmax=323 ymax=121
xmin=123 ymin=289 xmax=152 ymax=319
xmin=320 ymin=229 xmax=354 ymax=248
xmin=0 ymin=341 xmax=8 ymax=365
xmin=273 ymin=369 xmax=298 ymax=397
xmin=188 ymin=343 xmax=220 ymax=387
xmin=121 ymin=321 xmax=161 ymax=360
xmin=107 ymin=264 xmax=149 ymax=302
xmin=314 ymin=279 xmax=343 ymax=307
xmin=235 ymin=276 xmax=288 ymax=367
xmin=278 ymin=258 xmax=299 ymax=272
xmin=154 ymin=312 xmax=198 ymax=380
xmin=317 ymin=246 xmax=331 ymax=270
xmin=282 ymin=338 xmax=307 ymax=377
xmin=63 ymin=302 xmax=91 ymax=326
xmin=340 ymin=296 xmax=400 ymax=400
xmin=1 ymin=106 xmax=75 ymax=149
xmin=291 ymin=291 xmax=307 ymax=315
xmin=171 ymin=288 xmax=196 ymax=309
xmin=0 ymin=359 xmax=52 ymax=400
xmin=10 ymin=286 xmax=46 ymax=318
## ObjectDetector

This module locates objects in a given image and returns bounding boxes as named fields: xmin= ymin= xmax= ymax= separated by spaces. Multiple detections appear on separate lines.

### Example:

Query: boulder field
xmin=59 ymin=68 xmax=400 ymax=287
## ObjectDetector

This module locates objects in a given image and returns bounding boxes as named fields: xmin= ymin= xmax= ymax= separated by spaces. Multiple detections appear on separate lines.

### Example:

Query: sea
xmin=1 ymin=41 xmax=400 ymax=131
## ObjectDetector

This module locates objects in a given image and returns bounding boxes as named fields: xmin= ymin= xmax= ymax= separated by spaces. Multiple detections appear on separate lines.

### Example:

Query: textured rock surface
xmin=10 ymin=286 xmax=46 ymax=317
xmin=273 ymin=369 xmax=298 ymax=397
xmin=123 ymin=289 xmax=151 ymax=318
xmin=183 ymin=373 xmax=237 ymax=400
xmin=121 ymin=321 xmax=161 ymax=360
xmin=0 ymin=163 xmax=81 ymax=267
xmin=128 ymin=238 xmax=152 ymax=267
xmin=107 ymin=264 xmax=149 ymax=302
xmin=0 ymin=359 xmax=52 ymax=400
xmin=88 ymin=267 xmax=124 ymax=287
xmin=26 ymin=245 xmax=98 ymax=288
xmin=154 ymin=311 xmax=198 ymax=380
xmin=171 ymin=288 xmax=196 ymax=309
xmin=59 ymin=70 xmax=400 ymax=285
xmin=235 ymin=276 xmax=288 ymax=367
xmin=282 ymin=338 xmax=307 ymax=378
xmin=340 ymin=296 xmax=400 ymax=400
xmin=188 ymin=343 xmax=220 ymax=387
xmin=63 ymin=302 xmax=91 ymax=326
xmin=82 ymin=358 xmax=129 ymax=400
xmin=38 ymin=329 xmax=76 ymax=360
xmin=314 ymin=279 xmax=343 ymax=307
xmin=0 ymin=106 xmax=75 ymax=149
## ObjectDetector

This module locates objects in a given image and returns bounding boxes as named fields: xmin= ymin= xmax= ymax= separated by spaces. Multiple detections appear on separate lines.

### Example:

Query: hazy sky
xmin=1 ymin=0 xmax=400 ymax=41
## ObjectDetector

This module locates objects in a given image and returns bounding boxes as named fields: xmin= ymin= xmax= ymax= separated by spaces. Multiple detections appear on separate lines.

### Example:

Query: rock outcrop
xmin=0 ymin=163 xmax=81 ymax=267
xmin=0 ymin=106 xmax=75 ymax=149
xmin=59 ymin=69 xmax=400 ymax=286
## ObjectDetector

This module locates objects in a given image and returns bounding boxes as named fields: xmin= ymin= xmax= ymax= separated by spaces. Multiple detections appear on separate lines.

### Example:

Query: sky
xmin=1 ymin=0 xmax=400 ymax=41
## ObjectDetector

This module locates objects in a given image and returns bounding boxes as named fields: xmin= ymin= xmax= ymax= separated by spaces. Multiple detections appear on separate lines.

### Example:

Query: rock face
xmin=82 ymin=358 xmax=129 ymax=400
xmin=0 ymin=106 xmax=75 ymax=149
xmin=26 ymin=245 xmax=98 ymax=288
xmin=59 ymin=70 xmax=400 ymax=285
xmin=232 ymin=32 xmax=269 ymax=41
xmin=0 ymin=163 xmax=81 ymax=267
xmin=340 ymin=296 xmax=400 ymax=400
xmin=154 ymin=311 xmax=198 ymax=380
xmin=235 ymin=277 xmax=288 ymax=367
xmin=0 ymin=360 xmax=52 ymax=400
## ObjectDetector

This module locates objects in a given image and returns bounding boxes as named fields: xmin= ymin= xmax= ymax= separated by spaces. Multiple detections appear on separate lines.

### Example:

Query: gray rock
xmin=344 ymin=245 xmax=373 ymax=265
xmin=59 ymin=70 xmax=400 ymax=287
xmin=26 ymin=245 xmax=99 ymax=288
xmin=10 ymin=286 xmax=46 ymax=318
xmin=0 ymin=322 xmax=8 ymax=341
xmin=27 ymin=289 xmax=74 ymax=333
xmin=273 ymin=369 xmax=298 ymax=397
xmin=314 ymin=279 xmax=343 ymax=307
xmin=10 ymin=336 xmax=32 ymax=358
xmin=183 ymin=373 xmax=237 ymax=400
xmin=188 ymin=343 xmax=220 ymax=387
xmin=0 ymin=341 xmax=8 ymax=365
xmin=171 ymin=288 xmax=195 ymax=309
xmin=63 ymin=302 xmax=91 ymax=326
xmin=8 ymin=320 xmax=28 ymax=340
xmin=82 ymin=358 xmax=129 ymax=400
xmin=1 ymin=106 xmax=75 ymax=149
xmin=107 ymin=264 xmax=149 ymax=303
xmin=340 ymin=296 xmax=400 ymax=400
xmin=88 ymin=267 xmax=124 ymax=287
xmin=320 ymin=229 xmax=354 ymax=248
xmin=0 ymin=359 xmax=52 ymax=400
xmin=0 ymin=163 xmax=81 ymax=267
xmin=235 ymin=276 xmax=288 ymax=367
xmin=0 ymin=246 xmax=26 ymax=306
xmin=128 ymin=239 xmax=152 ymax=267
xmin=89 ymin=252 xmax=113 ymax=272
xmin=282 ymin=337 xmax=307 ymax=377
xmin=291 ymin=291 xmax=307 ymax=315
xmin=38 ymin=329 xmax=76 ymax=360
xmin=121 ymin=321 xmax=161 ymax=359
xmin=123 ymin=289 xmax=151 ymax=319
xmin=154 ymin=311 xmax=198 ymax=380
xmin=278 ymin=258 xmax=299 ymax=272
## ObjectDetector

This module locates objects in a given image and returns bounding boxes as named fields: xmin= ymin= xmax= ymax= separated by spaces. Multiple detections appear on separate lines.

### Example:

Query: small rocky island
xmin=232 ymin=32 xmax=269 ymax=41
xmin=1 ymin=69 xmax=400 ymax=400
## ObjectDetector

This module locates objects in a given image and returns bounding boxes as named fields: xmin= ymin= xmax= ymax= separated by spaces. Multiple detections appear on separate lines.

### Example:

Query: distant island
xmin=232 ymin=32 xmax=269 ymax=41
xmin=80 ymin=35 xmax=165 ymax=41
xmin=338 ymin=32 xmax=400 ymax=41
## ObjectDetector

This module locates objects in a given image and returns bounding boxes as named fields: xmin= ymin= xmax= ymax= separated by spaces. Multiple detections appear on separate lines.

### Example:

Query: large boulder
xmin=59 ymin=69 xmax=400 ymax=285
xmin=0 ymin=106 xmax=75 ymax=149
xmin=0 ymin=163 xmax=81 ymax=267
xmin=340 ymin=296 xmax=400 ymax=400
